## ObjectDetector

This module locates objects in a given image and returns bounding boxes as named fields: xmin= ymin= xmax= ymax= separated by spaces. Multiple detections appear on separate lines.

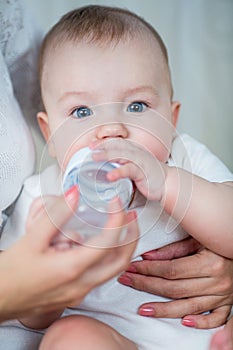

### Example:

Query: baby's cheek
xmin=150 ymin=142 xmax=171 ymax=163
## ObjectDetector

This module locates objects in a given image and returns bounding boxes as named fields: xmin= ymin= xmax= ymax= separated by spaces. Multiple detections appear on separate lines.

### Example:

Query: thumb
xmin=26 ymin=186 xmax=79 ymax=249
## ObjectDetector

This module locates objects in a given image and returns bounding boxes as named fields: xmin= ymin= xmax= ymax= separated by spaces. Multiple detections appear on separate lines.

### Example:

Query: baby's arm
xmin=92 ymin=139 xmax=233 ymax=258
xmin=162 ymin=167 xmax=233 ymax=258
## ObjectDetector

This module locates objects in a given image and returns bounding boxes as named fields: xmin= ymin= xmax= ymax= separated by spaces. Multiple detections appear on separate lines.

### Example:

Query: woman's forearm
xmin=19 ymin=309 xmax=63 ymax=330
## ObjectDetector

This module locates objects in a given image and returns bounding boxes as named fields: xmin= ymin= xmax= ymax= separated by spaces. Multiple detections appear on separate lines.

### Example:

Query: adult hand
xmin=118 ymin=237 xmax=233 ymax=329
xmin=209 ymin=316 xmax=233 ymax=350
xmin=0 ymin=187 xmax=139 ymax=322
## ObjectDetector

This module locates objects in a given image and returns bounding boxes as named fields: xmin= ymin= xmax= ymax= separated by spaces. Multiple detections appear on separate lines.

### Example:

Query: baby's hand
xmin=91 ymin=138 xmax=167 ymax=201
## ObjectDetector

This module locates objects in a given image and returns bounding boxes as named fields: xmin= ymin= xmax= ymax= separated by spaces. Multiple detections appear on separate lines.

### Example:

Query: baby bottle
xmin=62 ymin=147 xmax=133 ymax=241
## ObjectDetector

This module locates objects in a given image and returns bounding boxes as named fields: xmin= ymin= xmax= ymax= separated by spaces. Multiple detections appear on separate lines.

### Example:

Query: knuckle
xmin=218 ymin=276 xmax=233 ymax=294
xmin=165 ymin=284 xmax=187 ymax=299
xmin=196 ymin=316 xmax=213 ymax=329
xmin=140 ymin=261 xmax=154 ymax=275
xmin=163 ymin=261 xmax=178 ymax=280
xmin=197 ymin=311 xmax=228 ymax=329
xmin=190 ymin=302 xmax=205 ymax=314
xmin=154 ymin=304 xmax=172 ymax=318
xmin=210 ymin=257 xmax=225 ymax=275
xmin=132 ymin=275 xmax=152 ymax=293
xmin=140 ymin=278 xmax=153 ymax=293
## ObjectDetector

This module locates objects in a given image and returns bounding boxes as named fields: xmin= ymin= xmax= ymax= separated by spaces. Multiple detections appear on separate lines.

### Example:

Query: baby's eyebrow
xmin=123 ymin=85 xmax=159 ymax=97
xmin=58 ymin=91 xmax=91 ymax=104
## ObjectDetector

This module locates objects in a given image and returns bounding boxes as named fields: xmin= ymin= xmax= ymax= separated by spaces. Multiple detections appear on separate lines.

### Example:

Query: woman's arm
xmin=0 ymin=187 xmax=139 ymax=324
xmin=19 ymin=310 xmax=63 ymax=330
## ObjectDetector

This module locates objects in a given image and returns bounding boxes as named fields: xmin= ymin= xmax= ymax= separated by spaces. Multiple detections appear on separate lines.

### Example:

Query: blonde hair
xmin=39 ymin=5 xmax=172 ymax=95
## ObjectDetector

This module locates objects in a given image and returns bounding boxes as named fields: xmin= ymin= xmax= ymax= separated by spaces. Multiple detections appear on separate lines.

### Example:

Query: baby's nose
xmin=96 ymin=122 xmax=128 ymax=139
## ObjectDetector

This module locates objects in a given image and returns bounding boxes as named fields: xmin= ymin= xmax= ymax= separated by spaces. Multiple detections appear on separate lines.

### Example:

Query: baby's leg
xmin=39 ymin=315 xmax=137 ymax=350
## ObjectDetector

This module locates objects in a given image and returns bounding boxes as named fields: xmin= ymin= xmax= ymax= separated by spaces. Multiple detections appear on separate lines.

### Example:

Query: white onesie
xmin=1 ymin=134 xmax=233 ymax=350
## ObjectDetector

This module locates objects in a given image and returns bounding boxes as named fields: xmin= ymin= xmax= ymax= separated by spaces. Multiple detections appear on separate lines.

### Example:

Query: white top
xmin=0 ymin=133 xmax=232 ymax=350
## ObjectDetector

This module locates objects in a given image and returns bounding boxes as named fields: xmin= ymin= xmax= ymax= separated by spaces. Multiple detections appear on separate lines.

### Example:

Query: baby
xmin=1 ymin=5 xmax=232 ymax=350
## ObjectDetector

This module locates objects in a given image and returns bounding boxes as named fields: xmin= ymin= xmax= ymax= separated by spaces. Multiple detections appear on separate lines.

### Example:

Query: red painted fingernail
xmin=64 ymin=185 xmax=78 ymax=204
xmin=182 ymin=318 xmax=196 ymax=327
xmin=118 ymin=275 xmax=132 ymax=286
xmin=127 ymin=211 xmax=137 ymax=223
xmin=139 ymin=307 xmax=155 ymax=317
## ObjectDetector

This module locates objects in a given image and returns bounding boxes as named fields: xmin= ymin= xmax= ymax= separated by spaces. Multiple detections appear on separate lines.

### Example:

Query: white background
xmin=24 ymin=0 xmax=233 ymax=171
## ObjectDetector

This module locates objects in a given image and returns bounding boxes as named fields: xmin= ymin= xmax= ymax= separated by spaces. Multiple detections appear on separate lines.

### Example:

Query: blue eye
xmin=127 ymin=102 xmax=147 ymax=113
xmin=71 ymin=106 xmax=93 ymax=119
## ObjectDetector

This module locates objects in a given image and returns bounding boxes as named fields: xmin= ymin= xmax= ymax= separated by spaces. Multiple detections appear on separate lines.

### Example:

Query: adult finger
xmin=97 ymin=210 xmax=139 ymax=275
xmin=26 ymin=186 xmax=79 ymax=248
xmin=126 ymin=248 xmax=230 ymax=280
xmin=83 ymin=197 xmax=128 ymax=248
xmin=141 ymin=237 xmax=202 ymax=260
xmin=125 ymin=254 xmax=211 ymax=280
xmin=60 ymin=205 xmax=138 ymax=276
xmin=118 ymin=273 xmax=220 ymax=299
xmin=182 ymin=305 xmax=232 ymax=329
xmin=77 ymin=210 xmax=139 ymax=284
xmin=65 ymin=210 xmax=139 ymax=306
xmin=137 ymin=297 xmax=231 ymax=323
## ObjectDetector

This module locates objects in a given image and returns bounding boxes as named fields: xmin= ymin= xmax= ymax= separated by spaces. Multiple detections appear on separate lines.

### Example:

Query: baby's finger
xmin=107 ymin=162 xmax=143 ymax=182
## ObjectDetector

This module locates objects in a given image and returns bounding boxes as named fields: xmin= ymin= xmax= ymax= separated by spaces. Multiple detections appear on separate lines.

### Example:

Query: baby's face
xmin=39 ymin=38 xmax=179 ymax=170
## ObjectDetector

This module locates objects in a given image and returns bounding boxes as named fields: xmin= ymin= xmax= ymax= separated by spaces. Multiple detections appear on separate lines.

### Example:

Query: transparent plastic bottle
xmin=62 ymin=147 xmax=133 ymax=241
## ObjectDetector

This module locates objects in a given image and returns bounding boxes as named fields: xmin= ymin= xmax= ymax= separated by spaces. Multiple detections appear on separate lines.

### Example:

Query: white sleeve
xmin=169 ymin=133 xmax=233 ymax=183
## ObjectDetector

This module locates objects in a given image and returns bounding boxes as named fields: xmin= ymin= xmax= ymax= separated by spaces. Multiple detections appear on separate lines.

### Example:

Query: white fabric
xmin=0 ymin=133 xmax=232 ymax=350
xmin=0 ymin=0 xmax=42 ymax=212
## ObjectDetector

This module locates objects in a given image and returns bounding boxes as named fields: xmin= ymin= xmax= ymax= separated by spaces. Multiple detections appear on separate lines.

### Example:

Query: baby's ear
xmin=171 ymin=101 xmax=181 ymax=128
xmin=37 ymin=112 xmax=56 ymax=157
